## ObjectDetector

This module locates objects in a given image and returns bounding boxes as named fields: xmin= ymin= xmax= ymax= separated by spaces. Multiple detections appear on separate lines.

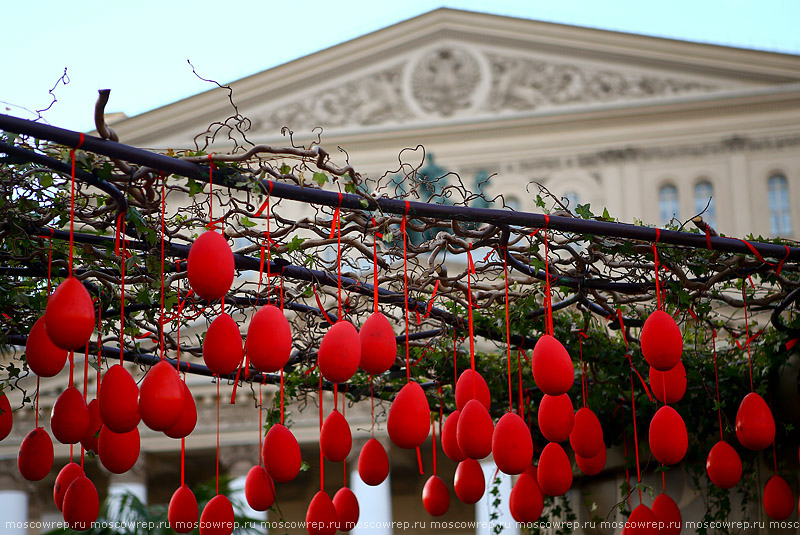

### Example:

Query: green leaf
xmin=312 ymin=172 xmax=328 ymax=186
xmin=37 ymin=173 xmax=53 ymax=188
xmin=280 ymin=164 xmax=292 ymax=176
xmin=300 ymin=461 xmax=311 ymax=472
xmin=575 ymin=203 xmax=594 ymax=219
xmin=287 ymin=235 xmax=306 ymax=253
xmin=344 ymin=182 xmax=357 ymax=194
xmin=240 ymin=216 xmax=257 ymax=228
xmin=186 ymin=177 xmax=204 ymax=197
xmin=602 ymin=207 xmax=611 ymax=220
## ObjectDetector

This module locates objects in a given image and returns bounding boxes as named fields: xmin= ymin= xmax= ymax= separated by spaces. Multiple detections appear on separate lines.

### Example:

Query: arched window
xmin=694 ymin=181 xmax=715 ymax=229
xmin=658 ymin=184 xmax=679 ymax=225
xmin=562 ymin=191 xmax=580 ymax=211
xmin=768 ymin=174 xmax=792 ymax=235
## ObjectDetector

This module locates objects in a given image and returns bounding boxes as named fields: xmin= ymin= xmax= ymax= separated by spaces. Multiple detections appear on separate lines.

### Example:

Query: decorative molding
xmin=409 ymin=47 xmax=483 ymax=116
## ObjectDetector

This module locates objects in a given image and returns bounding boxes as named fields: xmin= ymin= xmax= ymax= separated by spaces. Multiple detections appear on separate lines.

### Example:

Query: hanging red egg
xmin=538 ymin=394 xmax=574 ymax=443
xmin=492 ymin=412 xmax=533 ymax=475
xmin=320 ymin=409 xmax=352 ymax=462
xmin=532 ymin=335 xmax=574 ymax=396
xmin=652 ymin=493 xmax=681 ymax=535
xmin=99 ymin=364 xmax=140 ymax=433
xmin=200 ymin=494 xmax=235 ymax=535
xmin=576 ymin=444 xmax=607 ymax=476
xmin=26 ymin=316 xmax=68 ymax=377
xmin=509 ymin=466 xmax=543 ymax=523
xmin=18 ymin=427 xmax=53 ymax=481
xmin=569 ymin=407 xmax=604 ymax=458
xmin=247 ymin=305 xmax=292 ymax=373
xmin=359 ymin=311 xmax=396 ymax=375
xmin=245 ymin=465 xmax=275 ymax=511
xmin=54 ymin=462 xmax=83 ymax=511
xmin=169 ymin=484 xmax=198 ymax=534
xmin=44 ymin=276 xmax=95 ymax=351
xmin=187 ymin=231 xmax=235 ymax=301
xmin=456 ymin=398 xmax=494 ymax=460
xmin=80 ymin=398 xmax=101 ymax=453
xmin=98 ymin=426 xmax=140 ymax=474
xmin=454 ymin=369 xmax=491 ymax=411
xmin=648 ymin=406 xmax=687 ymax=465
xmin=306 ymin=490 xmax=338 ymax=535
xmin=62 ymin=476 xmax=99 ymax=531
xmin=139 ymin=360 xmax=185 ymax=431
xmin=648 ymin=361 xmax=686 ymax=404
xmin=640 ymin=310 xmax=683 ymax=372
xmin=318 ymin=321 xmax=361 ymax=384
xmin=263 ymin=423 xmax=302 ymax=483
xmin=735 ymin=392 xmax=775 ymax=451
xmin=454 ymin=458 xmax=485 ymax=504
xmin=422 ymin=475 xmax=450 ymax=516
xmin=203 ymin=313 xmax=243 ymax=376
xmin=0 ymin=392 xmax=13 ymax=441
xmin=51 ymin=386 xmax=90 ymax=445
xmin=623 ymin=504 xmax=658 ymax=535
xmin=358 ymin=438 xmax=389 ymax=486
xmin=387 ymin=381 xmax=430 ymax=449
xmin=705 ymin=440 xmax=742 ymax=489
xmin=333 ymin=487 xmax=359 ymax=532
xmin=537 ymin=442 xmax=572 ymax=496
xmin=165 ymin=382 xmax=197 ymax=439
xmin=763 ymin=474 xmax=794 ymax=520
xmin=442 ymin=410 xmax=466 ymax=462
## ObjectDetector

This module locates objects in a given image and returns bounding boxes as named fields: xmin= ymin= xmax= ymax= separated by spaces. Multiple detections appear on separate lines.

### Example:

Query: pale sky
xmin=2 ymin=0 xmax=799 ymax=133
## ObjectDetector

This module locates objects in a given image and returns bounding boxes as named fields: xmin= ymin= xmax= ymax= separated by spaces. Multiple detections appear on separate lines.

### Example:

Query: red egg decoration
xmin=200 ymin=494 xmax=235 ymax=535
xmin=139 ymin=360 xmax=185 ymax=431
xmin=169 ymin=485 xmax=198 ymax=534
xmin=50 ymin=386 xmax=90 ymax=445
xmin=531 ymin=335 xmax=574 ymax=396
xmin=538 ymin=394 xmax=574 ymax=443
xmin=98 ymin=426 xmax=140 ymax=474
xmin=640 ymin=310 xmax=682 ymax=372
xmin=203 ymin=313 xmax=244 ymax=376
xmin=264 ymin=423 xmax=302 ymax=483
xmin=333 ymin=487 xmax=359 ymax=532
xmin=387 ymin=381 xmax=430 ymax=449
xmin=165 ymin=382 xmax=197 ymax=439
xmin=358 ymin=438 xmax=389 ymax=486
xmin=18 ymin=427 xmax=53 ymax=481
xmin=62 ymin=476 xmax=99 ymax=531
xmin=423 ymin=475 xmax=450 ymax=516
xmin=454 ymin=369 xmax=491 ymax=411
xmin=245 ymin=465 xmax=275 ymax=511
xmin=26 ymin=316 xmax=68 ymax=377
xmin=764 ymin=475 xmax=794 ymax=520
xmin=454 ymin=458 xmax=485 ymax=504
xmin=569 ymin=407 xmax=604 ymax=458
xmin=648 ymin=406 xmax=687 ymax=465
xmin=648 ymin=361 xmax=687 ymax=404
xmin=320 ymin=409 xmax=352 ymax=462
xmin=99 ymin=364 xmax=140 ymax=433
xmin=318 ymin=321 xmax=361 ymax=384
xmin=576 ymin=445 xmax=607 ymax=476
xmin=492 ymin=412 xmax=532 ymax=475
xmin=441 ymin=410 xmax=466 ymax=462
xmin=247 ymin=305 xmax=292 ymax=373
xmin=187 ymin=231 xmax=234 ymax=301
xmin=537 ymin=442 xmax=572 ymax=496
xmin=359 ymin=311 xmax=397 ymax=375
xmin=735 ymin=392 xmax=775 ymax=451
xmin=509 ymin=466 xmax=544 ymax=523
xmin=54 ymin=462 xmax=83 ymax=511
xmin=306 ymin=490 xmax=338 ymax=535
xmin=652 ymin=493 xmax=681 ymax=535
xmin=706 ymin=440 xmax=742 ymax=489
xmin=456 ymin=398 xmax=494 ymax=460
xmin=81 ymin=399 xmax=101 ymax=453
xmin=44 ymin=276 xmax=95 ymax=351
xmin=623 ymin=504 xmax=658 ymax=535
xmin=0 ymin=392 xmax=13 ymax=441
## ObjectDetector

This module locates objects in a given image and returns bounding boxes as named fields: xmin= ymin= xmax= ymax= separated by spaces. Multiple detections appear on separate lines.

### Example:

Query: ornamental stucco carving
xmin=409 ymin=47 xmax=483 ymax=116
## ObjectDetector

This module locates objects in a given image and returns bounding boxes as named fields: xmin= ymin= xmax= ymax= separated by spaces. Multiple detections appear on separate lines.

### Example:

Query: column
xmin=0 ymin=461 xmax=27 ymax=534
xmin=106 ymin=462 xmax=147 ymax=523
xmin=476 ymin=461 xmax=517 ymax=535
xmin=350 ymin=439 xmax=392 ymax=535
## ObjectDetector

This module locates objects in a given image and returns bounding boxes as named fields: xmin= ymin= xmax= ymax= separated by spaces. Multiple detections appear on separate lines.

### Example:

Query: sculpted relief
xmin=260 ymin=46 xmax=719 ymax=132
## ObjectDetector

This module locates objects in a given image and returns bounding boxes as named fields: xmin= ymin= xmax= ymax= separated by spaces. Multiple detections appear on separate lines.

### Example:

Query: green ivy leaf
xmin=312 ymin=172 xmax=328 ymax=186
xmin=287 ymin=235 xmax=306 ymax=253
xmin=186 ymin=177 xmax=204 ymax=197
xmin=280 ymin=164 xmax=291 ymax=176
xmin=240 ymin=216 xmax=257 ymax=228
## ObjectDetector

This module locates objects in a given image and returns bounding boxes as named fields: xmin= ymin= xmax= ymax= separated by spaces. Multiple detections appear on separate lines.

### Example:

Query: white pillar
xmin=476 ymin=461 xmax=517 ymax=535
xmin=230 ymin=474 xmax=268 ymax=523
xmin=0 ymin=489 xmax=28 ymax=535
xmin=106 ymin=467 xmax=147 ymax=522
xmin=351 ymin=468 xmax=392 ymax=535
